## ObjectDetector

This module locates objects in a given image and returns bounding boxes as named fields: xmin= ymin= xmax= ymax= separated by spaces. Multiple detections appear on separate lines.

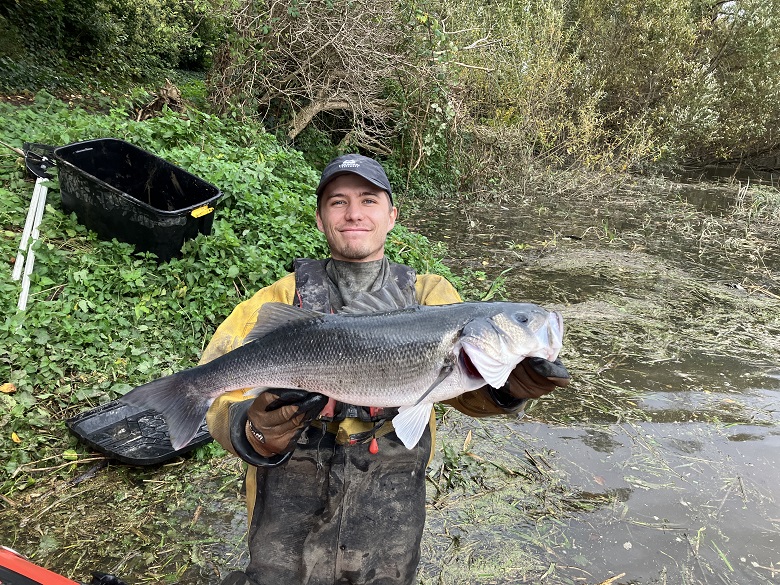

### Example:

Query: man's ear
xmin=315 ymin=208 xmax=324 ymax=233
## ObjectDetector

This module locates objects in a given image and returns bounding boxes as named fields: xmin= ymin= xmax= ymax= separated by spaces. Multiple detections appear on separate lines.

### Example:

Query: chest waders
xmin=243 ymin=259 xmax=432 ymax=585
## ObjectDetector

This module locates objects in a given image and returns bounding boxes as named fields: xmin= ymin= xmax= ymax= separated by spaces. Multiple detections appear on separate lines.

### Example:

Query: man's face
xmin=316 ymin=173 xmax=397 ymax=262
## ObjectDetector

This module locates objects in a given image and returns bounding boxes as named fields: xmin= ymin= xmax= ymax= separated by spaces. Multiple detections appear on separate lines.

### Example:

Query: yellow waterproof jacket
xmin=204 ymin=271 xmax=514 ymax=459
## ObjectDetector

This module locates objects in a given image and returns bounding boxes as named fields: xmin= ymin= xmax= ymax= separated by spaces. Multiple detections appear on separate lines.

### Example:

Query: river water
xmin=405 ymin=178 xmax=780 ymax=584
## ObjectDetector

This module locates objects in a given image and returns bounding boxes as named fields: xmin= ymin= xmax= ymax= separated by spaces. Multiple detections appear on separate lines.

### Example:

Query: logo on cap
xmin=339 ymin=160 xmax=360 ymax=169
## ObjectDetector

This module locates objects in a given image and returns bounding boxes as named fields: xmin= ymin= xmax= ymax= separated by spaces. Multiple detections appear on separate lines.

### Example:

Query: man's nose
xmin=344 ymin=202 xmax=363 ymax=220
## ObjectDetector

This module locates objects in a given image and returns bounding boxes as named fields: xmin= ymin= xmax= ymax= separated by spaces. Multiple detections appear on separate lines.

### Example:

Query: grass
xmin=1 ymin=451 xmax=248 ymax=582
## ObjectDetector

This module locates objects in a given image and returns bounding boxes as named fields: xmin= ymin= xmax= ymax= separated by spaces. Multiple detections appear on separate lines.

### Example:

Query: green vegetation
xmin=437 ymin=0 xmax=780 ymax=182
xmin=0 ymin=94 xmax=457 ymax=491
xmin=0 ymin=0 xmax=224 ymax=91
xmin=205 ymin=0 xmax=780 ymax=194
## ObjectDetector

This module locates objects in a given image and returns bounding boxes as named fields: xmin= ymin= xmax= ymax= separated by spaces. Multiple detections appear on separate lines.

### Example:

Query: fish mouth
xmin=458 ymin=350 xmax=484 ymax=383
xmin=548 ymin=311 xmax=564 ymax=359
xmin=528 ymin=311 xmax=564 ymax=362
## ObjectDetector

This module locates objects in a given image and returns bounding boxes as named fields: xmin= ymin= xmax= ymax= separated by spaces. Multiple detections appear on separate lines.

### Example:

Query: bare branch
xmin=288 ymin=98 xmax=353 ymax=140
xmin=208 ymin=0 xmax=451 ymax=158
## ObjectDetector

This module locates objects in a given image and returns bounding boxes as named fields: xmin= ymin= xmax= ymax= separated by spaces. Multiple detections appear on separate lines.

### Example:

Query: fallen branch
xmin=288 ymin=98 xmax=352 ymax=139
xmin=596 ymin=574 xmax=627 ymax=585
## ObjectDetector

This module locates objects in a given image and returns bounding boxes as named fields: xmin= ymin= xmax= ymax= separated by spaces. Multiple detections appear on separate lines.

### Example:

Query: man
xmin=203 ymin=154 xmax=570 ymax=585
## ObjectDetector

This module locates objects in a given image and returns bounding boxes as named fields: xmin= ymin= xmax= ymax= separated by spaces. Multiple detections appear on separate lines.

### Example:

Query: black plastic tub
xmin=54 ymin=138 xmax=222 ymax=261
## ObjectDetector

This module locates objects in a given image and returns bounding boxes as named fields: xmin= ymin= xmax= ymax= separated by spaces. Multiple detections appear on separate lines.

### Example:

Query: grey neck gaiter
xmin=324 ymin=258 xmax=391 ymax=311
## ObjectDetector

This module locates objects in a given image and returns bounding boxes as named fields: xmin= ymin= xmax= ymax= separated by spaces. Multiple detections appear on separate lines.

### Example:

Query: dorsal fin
xmin=244 ymin=303 xmax=323 ymax=344
xmin=340 ymin=282 xmax=415 ymax=315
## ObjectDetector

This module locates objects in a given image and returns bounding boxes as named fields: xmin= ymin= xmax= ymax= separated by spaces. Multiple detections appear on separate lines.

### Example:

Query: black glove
xmin=506 ymin=356 xmax=570 ymax=398
xmin=488 ymin=357 xmax=570 ymax=409
xmin=229 ymin=389 xmax=327 ymax=467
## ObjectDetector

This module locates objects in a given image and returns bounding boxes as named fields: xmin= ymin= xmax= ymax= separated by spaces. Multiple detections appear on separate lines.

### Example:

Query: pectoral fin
xmin=392 ymin=364 xmax=454 ymax=449
xmin=392 ymin=402 xmax=433 ymax=449
xmin=413 ymin=364 xmax=453 ymax=405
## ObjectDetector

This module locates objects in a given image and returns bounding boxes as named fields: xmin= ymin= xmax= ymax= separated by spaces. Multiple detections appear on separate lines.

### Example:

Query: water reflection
xmin=580 ymin=429 xmax=623 ymax=454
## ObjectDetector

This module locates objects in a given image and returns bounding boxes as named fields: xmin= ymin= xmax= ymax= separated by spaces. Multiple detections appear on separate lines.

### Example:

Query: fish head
xmin=459 ymin=303 xmax=564 ymax=389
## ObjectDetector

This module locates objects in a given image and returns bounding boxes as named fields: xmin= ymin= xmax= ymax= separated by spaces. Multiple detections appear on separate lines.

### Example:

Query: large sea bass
xmin=120 ymin=290 xmax=564 ymax=451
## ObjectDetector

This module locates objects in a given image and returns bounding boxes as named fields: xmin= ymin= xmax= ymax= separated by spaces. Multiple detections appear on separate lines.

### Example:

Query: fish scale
xmin=221 ymin=307 xmax=462 ymax=403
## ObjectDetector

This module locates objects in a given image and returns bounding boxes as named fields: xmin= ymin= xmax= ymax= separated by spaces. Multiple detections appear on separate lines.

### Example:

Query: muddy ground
xmin=1 ymin=175 xmax=779 ymax=585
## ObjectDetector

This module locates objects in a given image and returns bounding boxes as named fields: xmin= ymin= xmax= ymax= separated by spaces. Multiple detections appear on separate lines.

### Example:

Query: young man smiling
xmin=316 ymin=171 xmax=397 ymax=262
xmin=204 ymin=154 xmax=570 ymax=585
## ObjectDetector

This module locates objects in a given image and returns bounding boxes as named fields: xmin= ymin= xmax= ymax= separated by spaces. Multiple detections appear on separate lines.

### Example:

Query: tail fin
xmin=120 ymin=372 xmax=208 ymax=451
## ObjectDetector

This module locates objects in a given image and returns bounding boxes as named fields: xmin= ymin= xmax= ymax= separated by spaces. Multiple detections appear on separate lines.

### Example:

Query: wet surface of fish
xmin=120 ymin=293 xmax=564 ymax=450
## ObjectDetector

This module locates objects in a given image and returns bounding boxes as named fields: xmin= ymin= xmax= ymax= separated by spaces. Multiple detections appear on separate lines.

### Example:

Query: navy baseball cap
xmin=316 ymin=154 xmax=393 ymax=204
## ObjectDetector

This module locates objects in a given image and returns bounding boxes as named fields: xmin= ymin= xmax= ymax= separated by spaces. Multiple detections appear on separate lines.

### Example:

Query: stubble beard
xmin=329 ymin=229 xmax=387 ymax=262
xmin=333 ymin=241 xmax=382 ymax=261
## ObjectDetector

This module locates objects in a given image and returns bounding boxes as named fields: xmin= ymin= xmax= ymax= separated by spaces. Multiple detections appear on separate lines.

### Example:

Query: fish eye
xmin=512 ymin=313 xmax=530 ymax=325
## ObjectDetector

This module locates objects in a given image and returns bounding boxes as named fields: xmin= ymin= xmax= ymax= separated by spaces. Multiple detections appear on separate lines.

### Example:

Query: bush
xmin=664 ymin=0 xmax=780 ymax=163
xmin=0 ymin=0 xmax=227 ymax=89
xmin=207 ymin=0 xmax=454 ymax=194
xmin=427 ymin=0 xmax=780 ymax=186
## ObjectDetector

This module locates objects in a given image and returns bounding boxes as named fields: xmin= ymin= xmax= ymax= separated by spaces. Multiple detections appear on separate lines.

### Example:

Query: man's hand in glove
xmin=486 ymin=356 xmax=570 ymax=410
xmin=506 ymin=356 xmax=570 ymax=399
xmin=245 ymin=389 xmax=328 ymax=457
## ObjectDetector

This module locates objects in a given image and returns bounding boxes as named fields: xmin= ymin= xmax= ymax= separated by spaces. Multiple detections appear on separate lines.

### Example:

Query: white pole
xmin=17 ymin=250 xmax=36 ymax=311
xmin=17 ymin=179 xmax=49 ymax=311
xmin=12 ymin=178 xmax=45 ymax=281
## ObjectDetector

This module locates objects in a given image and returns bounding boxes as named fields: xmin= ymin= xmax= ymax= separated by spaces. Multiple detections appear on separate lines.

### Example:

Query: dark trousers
xmin=241 ymin=427 xmax=431 ymax=585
